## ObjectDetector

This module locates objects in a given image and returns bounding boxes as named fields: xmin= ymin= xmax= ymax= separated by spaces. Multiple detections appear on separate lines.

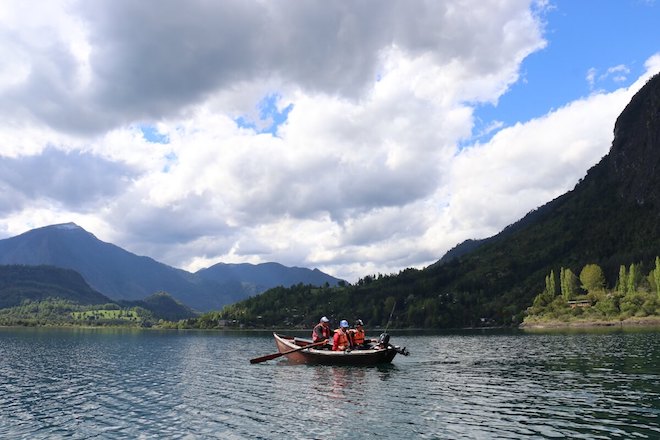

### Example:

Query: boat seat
xmin=294 ymin=337 xmax=314 ymax=345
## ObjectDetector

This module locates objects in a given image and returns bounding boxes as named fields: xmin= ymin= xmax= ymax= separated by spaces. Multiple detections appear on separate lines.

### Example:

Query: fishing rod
xmin=379 ymin=301 xmax=409 ymax=356
xmin=377 ymin=301 xmax=396 ymax=348
xmin=384 ymin=301 xmax=396 ymax=333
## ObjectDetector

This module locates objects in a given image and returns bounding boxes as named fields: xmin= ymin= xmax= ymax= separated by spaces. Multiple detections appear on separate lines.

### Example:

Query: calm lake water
xmin=0 ymin=327 xmax=658 ymax=439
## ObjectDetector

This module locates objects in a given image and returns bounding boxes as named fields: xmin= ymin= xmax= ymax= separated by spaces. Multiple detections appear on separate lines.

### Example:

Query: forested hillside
xmin=0 ymin=265 xmax=197 ymax=324
xmin=0 ymin=265 xmax=111 ymax=308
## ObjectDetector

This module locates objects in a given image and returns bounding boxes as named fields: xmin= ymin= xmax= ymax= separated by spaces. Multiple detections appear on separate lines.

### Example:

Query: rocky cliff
xmin=608 ymin=74 xmax=660 ymax=207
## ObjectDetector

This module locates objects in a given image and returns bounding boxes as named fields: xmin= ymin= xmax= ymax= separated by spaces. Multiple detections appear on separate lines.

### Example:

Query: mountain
xmin=0 ymin=265 xmax=197 ymax=321
xmin=432 ymin=239 xmax=486 ymax=266
xmin=0 ymin=264 xmax=112 ymax=309
xmin=410 ymin=72 xmax=660 ymax=324
xmin=0 ymin=223 xmax=345 ymax=312
xmin=119 ymin=292 xmax=198 ymax=321
xmin=196 ymin=262 xmax=344 ymax=295
xmin=214 ymin=73 xmax=660 ymax=329
xmin=0 ymin=223 xmax=223 ymax=310
xmin=418 ymin=72 xmax=660 ymax=323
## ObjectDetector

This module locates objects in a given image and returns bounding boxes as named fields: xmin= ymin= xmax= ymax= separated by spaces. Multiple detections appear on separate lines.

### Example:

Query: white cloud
xmin=1 ymin=0 xmax=659 ymax=284
xmin=586 ymin=68 xmax=597 ymax=89
xmin=1 ymin=0 xmax=546 ymax=134
xmin=588 ymin=64 xmax=633 ymax=90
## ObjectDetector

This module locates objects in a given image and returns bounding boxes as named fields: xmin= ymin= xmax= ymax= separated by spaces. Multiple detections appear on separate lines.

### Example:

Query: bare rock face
xmin=607 ymin=73 xmax=660 ymax=207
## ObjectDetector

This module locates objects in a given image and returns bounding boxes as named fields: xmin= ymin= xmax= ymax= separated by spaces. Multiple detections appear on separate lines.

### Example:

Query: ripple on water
xmin=0 ymin=328 xmax=659 ymax=439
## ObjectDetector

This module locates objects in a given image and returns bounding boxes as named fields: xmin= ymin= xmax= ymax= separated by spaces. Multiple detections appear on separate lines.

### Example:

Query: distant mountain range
xmin=196 ymin=262 xmax=345 ymax=296
xmin=0 ymin=224 xmax=344 ymax=311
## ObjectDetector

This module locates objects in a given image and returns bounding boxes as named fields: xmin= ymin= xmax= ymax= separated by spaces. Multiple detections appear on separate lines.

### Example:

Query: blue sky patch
xmin=235 ymin=93 xmax=294 ymax=136
xmin=470 ymin=0 xmax=659 ymax=145
xmin=162 ymin=152 xmax=177 ymax=173
xmin=140 ymin=125 xmax=170 ymax=144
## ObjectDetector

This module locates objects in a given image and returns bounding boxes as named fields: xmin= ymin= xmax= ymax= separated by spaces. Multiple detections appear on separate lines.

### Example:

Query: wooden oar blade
xmin=249 ymin=339 xmax=327 ymax=364
xmin=249 ymin=352 xmax=283 ymax=364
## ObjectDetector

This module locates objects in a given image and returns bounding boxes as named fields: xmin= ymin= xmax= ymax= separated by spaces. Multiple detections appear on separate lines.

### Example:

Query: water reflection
xmin=375 ymin=363 xmax=397 ymax=381
xmin=326 ymin=367 xmax=366 ymax=401
xmin=305 ymin=364 xmax=400 ymax=410
xmin=1 ymin=327 xmax=658 ymax=439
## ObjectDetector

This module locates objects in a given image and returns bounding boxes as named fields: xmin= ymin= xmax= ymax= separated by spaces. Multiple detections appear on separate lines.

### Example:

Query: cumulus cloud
xmin=2 ymin=0 xmax=658 ymax=283
xmin=0 ymin=148 xmax=137 ymax=215
xmin=1 ymin=0 xmax=544 ymax=134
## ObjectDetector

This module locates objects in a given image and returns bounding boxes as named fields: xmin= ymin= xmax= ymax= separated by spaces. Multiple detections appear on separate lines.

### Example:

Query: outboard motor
xmin=378 ymin=332 xmax=410 ymax=356
xmin=397 ymin=346 xmax=410 ymax=356
xmin=378 ymin=333 xmax=390 ymax=347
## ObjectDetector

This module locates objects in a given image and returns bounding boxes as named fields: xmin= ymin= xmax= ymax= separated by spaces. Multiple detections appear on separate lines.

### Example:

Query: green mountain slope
xmin=209 ymin=73 xmax=660 ymax=329
xmin=0 ymin=265 xmax=112 ymax=309
xmin=119 ymin=291 xmax=198 ymax=321
xmin=0 ymin=265 xmax=198 ymax=322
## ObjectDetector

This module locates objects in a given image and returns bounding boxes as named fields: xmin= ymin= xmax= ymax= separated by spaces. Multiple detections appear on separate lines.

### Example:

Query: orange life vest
xmin=333 ymin=328 xmax=351 ymax=351
xmin=351 ymin=328 xmax=365 ymax=346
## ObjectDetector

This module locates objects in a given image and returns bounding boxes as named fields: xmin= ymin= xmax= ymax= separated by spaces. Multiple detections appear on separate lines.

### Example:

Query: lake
xmin=0 ymin=327 xmax=658 ymax=439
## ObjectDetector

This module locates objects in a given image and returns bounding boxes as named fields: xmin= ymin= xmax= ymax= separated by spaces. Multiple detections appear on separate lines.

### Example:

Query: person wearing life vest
xmin=332 ymin=319 xmax=353 ymax=351
xmin=349 ymin=319 xmax=376 ymax=349
xmin=349 ymin=319 xmax=366 ymax=347
xmin=312 ymin=316 xmax=332 ymax=345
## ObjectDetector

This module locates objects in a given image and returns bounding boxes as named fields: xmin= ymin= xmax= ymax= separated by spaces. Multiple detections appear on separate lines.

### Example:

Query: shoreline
xmin=520 ymin=316 xmax=660 ymax=329
xmin=3 ymin=316 xmax=660 ymax=331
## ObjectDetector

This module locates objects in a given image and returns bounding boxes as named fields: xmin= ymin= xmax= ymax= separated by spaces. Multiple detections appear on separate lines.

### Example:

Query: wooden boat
xmin=272 ymin=332 xmax=407 ymax=365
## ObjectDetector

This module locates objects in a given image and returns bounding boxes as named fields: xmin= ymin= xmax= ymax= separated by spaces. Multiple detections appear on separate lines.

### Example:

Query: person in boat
xmin=332 ymin=319 xmax=353 ymax=351
xmin=312 ymin=316 xmax=332 ymax=346
xmin=349 ymin=319 xmax=375 ymax=349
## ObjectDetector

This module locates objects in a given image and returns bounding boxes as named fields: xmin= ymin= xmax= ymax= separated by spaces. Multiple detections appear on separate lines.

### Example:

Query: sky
xmin=1 ymin=0 xmax=659 ymax=283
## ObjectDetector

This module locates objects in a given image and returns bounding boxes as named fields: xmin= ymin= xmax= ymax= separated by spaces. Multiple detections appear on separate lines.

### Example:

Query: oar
xmin=249 ymin=339 xmax=328 ymax=364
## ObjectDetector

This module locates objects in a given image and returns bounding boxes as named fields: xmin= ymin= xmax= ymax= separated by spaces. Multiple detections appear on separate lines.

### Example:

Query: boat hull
xmin=273 ymin=333 xmax=398 ymax=365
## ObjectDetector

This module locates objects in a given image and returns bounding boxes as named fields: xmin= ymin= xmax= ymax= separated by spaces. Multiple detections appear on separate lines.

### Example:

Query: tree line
xmin=161 ymin=267 xmax=518 ymax=330
xmin=0 ymin=298 xmax=155 ymax=327
xmin=525 ymin=258 xmax=660 ymax=323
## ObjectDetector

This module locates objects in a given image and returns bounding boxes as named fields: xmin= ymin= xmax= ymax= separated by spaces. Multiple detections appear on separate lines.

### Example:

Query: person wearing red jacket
xmin=332 ymin=319 xmax=352 ymax=351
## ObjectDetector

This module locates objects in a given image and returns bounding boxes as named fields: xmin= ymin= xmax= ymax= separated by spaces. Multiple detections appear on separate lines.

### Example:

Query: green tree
xmin=560 ymin=267 xmax=579 ymax=300
xmin=620 ymin=291 xmax=647 ymax=317
xmin=654 ymin=257 xmax=660 ymax=298
xmin=627 ymin=263 xmax=639 ymax=294
xmin=579 ymin=264 xmax=606 ymax=294
xmin=593 ymin=295 xmax=619 ymax=317
xmin=545 ymin=270 xmax=557 ymax=297
xmin=616 ymin=265 xmax=628 ymax=294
